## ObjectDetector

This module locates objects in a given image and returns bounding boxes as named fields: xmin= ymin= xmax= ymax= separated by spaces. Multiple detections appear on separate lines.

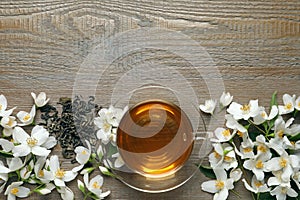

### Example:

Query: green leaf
xmin=198 ymin=165 xmax=216 ymax=179
xmin=258 ymin=192 xmax=275 ymax=200
xmin=0 ymin=150 xmax=14 ymax=158
xmin=289 ymin=133 xmax=300 ymax=141
xmin=270 ymin=91 xmax=278 ymax=107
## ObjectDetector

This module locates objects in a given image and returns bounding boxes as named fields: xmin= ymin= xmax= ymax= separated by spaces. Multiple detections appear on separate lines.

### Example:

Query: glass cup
xmin=102 ymin=85 xmax=210 ymax=193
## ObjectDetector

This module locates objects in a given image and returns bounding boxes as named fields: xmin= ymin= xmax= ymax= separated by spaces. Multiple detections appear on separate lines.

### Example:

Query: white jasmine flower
xmin=227 ymin=100 xmax=260 ymax=120
xmin=48 ymin=155 xmax=77 ymax=187
xmin=83 ymin=173 xmax=111 ymax=199
xmin=0 ymin=95 xmax=16 ymax=117
xmin=1 ymin=116 xmax=17 ymax=137
xmin=234 ymin=138 xmax=255 ymax=159
xmin=268 ymin=117 xmax=294 ymax=154
xmin=270 ymin=185 xmax=298 ymax=200
xmin=17 ymin=105 xmax=36 ymax=126
xmin=12 ymin=126 xmax=51 ymax=157
xmin=4 ymin=181 xmax=30 ymax=200
xmin=211 ymin=127 xmax=235 ymax=143
xmin=20 ymin=160 xmax=34 ymax=180
xmin=34 ymin=157 xmax=53 ymax=183
xmin=295 ymin=96 xmax=300 ymax=111
xmin=278 ymin=94 xmax=296 ymax=115
xmin=57 ymin=186 xmax=74 ymax=200
xmin=72 ymin=140 xmax=92 ymax=172
xmin=31 ymin=92 xmax=49 ymax=107
xmin=220 ymin=92 xmax=233 ymax=108
xmin=243 ymin=154 xmax=270 ymax=181
xmin=35 ymin=183 xmax=55 ymax=195
xmin=95 ymin=106 xmax=127 ymax=144
xmin=265 ymin=151 xmax=299 ymax=182
xmin=253 ymin=105 xmax=278 ymax=125
xmin=199 ymin=99 xmax=217 ymax=115
xmin=209 ymin=143 xmax=238 ymax=170
xmin=225 ymin=114 xmax=247 ymax=134
xmin=254 ymin=135 xmax=272 ymax=160
xmin=201 ymin=168 xmax=234 ymax=200
xmin=268 ymin=171 xmax=298 ymax=200
xmin=242 ymin=176 xmax=270 ymax=194
xmin=229 ymin=168 xmax=242 ymax=182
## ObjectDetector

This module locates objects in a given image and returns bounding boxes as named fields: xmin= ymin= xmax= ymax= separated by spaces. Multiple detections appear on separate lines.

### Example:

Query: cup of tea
xmin=103 ymin=85 xmax=210 ymax=193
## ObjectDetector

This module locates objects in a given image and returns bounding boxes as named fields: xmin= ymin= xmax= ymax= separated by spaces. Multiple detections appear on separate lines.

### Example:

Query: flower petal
xmin=31 ymin=126 xmax=49 ymax=145
xmin=281 ymin=165 xmax=293 ymax=182
xmin=12 ymin=145 xmax=30 ymax=157
xmin=54 ymin=178 xmax=65 ymax=187
xmin=267 ymin=177 xmax=281 ymax=186
xmin=49 ymin=155 xmax=59 ymax=172
xmin=242 ymin=179 xmax=257 ymax=193
xmin=0 ymin=139 xmax=14 ymax=152
xmin=201 ymin=180 xmax=218 ymax=193
xmin=42 ymin=136 xmax=57 ymax=149
xmin=214 ymin=189 xmax=229 ymax=200
xmin=265 ymin=157 xmax=282 ymax=172
xmin=32 ymin=146 xmax=50 ymax=157
xmin=63 ymin=171 xmax=77 ymax=182
xmin=13 ymin=127 xmax=30 ymax=144
xmin=287 ymin=187 xmax=298 ymax=197
xmin=16 ymin=186 xmax=30 ymax=198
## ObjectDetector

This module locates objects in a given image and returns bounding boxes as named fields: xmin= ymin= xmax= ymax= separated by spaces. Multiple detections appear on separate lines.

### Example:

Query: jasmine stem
xmin=83 ymin=191 xmax=92 ymax=200
xmin=248 ymin=119 xmax=266 ymax=135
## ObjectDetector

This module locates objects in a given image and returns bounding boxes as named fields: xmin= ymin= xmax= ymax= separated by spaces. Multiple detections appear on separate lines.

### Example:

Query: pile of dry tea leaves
xmin=39 ymin=96 xmax=101 ymax=161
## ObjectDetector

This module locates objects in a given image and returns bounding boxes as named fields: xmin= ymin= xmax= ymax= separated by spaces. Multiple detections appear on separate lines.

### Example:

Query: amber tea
xmin=117 ymin=100 xmax=194 ymax=178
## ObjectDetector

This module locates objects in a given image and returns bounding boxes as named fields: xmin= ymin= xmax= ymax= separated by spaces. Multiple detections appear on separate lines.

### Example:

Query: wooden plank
xmin=0 ymin=0 xmax=299 ymax=199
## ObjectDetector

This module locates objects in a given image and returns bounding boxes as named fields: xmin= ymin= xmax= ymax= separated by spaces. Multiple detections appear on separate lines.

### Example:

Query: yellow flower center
xmin=261 ymin=112 xmax=266 ymax=118
xmin=237 ymin=131 xmax=244 ymax=138
xmin=39 ymin=170 xmax=44 ymax=177
xmin=81 ymin=150 xmax=87 ymax=155
xmin=214 ymin=151 xmax=221 ymax=159
xmin=55 ymin=169 xmax=66 ymax=179
xmin=0 ymin=104 xmax=2 ymax=110
xmin=92 ymin=181 xmax=101 ymax=189
xmin=7 ymin=118 xmax=14 ymax=127
xmin=224 ymin=156 xmax=232 ymax=162
xmin=298 ymin=102 xmax=300 ymax=108
xmin=255 ymin=160 xmax=264 ymax=169
xmin=23 ymin=114 xmax=31 ymax=121
xmin=277 ymin=130 xmax=284 ymax=138
xmin=243 ymin=147 xmax=252 ymax=153
xmin=222 ymin=129 xmax=231 ymax=137
xmin=254 ymin=181 xmax=263 ymax=188
xmin=284 ymin=103 xmax=292 ymax=110
xmin=240 ymin=104 xmax=251 ymax=113
xmin=215 ymin=180 xmax=225 ymax=190
xmin=280 ymin=158 xmax=287 ymax=168
xmin=281 ymin=187 xmax=287 ymax=194
xmin=103 ymin=122 xmax=111 ymax=132
xmin=11 ymin=188 xmax=19 ymax=195
xmin=26 ymin=138 xmax=37 ymax=147
xmin=291 ymin=141 xmax=295 ymax=147
xmin=257 ymin=145 xmax=267 ymax=153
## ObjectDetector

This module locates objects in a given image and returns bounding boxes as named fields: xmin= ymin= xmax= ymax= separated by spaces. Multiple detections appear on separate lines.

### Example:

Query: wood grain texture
xmin=0 ymin=0 xmax=300 ymax=199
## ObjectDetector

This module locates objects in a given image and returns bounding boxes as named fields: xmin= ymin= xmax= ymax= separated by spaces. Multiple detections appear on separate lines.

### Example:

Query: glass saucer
xmin=102 ymin=85 xmax=211 ymax=193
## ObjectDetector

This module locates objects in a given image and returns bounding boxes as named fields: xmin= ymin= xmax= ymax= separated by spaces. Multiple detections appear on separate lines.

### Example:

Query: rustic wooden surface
xmin=0 ymin=0 xmax=300 ymax=199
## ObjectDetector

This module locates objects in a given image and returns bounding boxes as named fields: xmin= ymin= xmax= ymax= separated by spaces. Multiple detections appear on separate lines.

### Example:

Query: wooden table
xmin=0 ymin=0 xmax=299 ymax=199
